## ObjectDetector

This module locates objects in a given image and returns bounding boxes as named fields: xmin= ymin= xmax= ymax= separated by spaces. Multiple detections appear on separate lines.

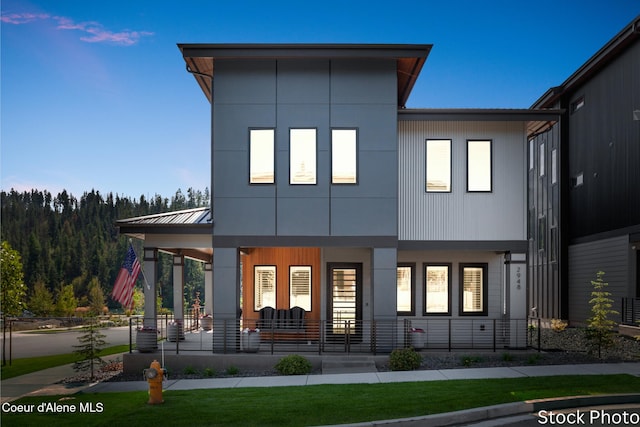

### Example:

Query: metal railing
xmin=621 ymin=298 xmax=640 ymax=325
xmin=128 ymin=317 xmax=530 ymax=355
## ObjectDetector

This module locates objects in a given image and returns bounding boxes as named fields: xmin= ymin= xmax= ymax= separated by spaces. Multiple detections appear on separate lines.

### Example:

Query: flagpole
xmin=129 ymin=239 xmax=151 ymax=291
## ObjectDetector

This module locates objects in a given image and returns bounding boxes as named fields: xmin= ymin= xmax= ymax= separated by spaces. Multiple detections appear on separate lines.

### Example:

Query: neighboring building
xmin=528 ymin=15 xmax=640 ymax=325
xmin=118 ymin=44 xmax=558 ymax=353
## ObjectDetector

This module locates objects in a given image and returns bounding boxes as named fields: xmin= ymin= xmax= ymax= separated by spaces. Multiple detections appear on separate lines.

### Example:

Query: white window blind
xmin=462 ymin=267 xmax=483 ymax=312
xmin=396 ymin=266 xmax=412 ymax=313
xmin=289 ymin=266 xmax=311 ymax=310
xmin=254 ymin=266 xmax=276 ymax=311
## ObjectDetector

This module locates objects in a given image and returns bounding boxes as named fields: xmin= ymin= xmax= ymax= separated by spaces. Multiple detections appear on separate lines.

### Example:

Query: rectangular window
xmin=332 ymin=129 xmax=357 ymax=184
xmin=460 ymin=264 xmax=488 ymax=315
xmin=529 ymin=139 xmax=534 ymax=170
xmin=571 ymin=96 xmax=585 ymax=114
xmin=425 ymin=264 xmax=451 ymax=315
xmin=396 ymin=264 xmax=415 ymax=315
xmin=249 ymin=129 xmax=275 ymax=184
xmin=290 ymin=128 xmax=316 ymax=184
xmin=551 ymin=149 xmax=557 ymax=184
xmin=539 ymin=143 xmax=545 ymax=177
xmin=289 ymin=266 xmax=311 ymax=311
xmin=254 ymin=266 xmax=276 ymax=311
xmin=426 ymin=139 xmax=452 ymax=192
xmin=538 ymin=216 xmax=547 ymax=252
xmin=467 ymin=140 xmax=492 ymax=192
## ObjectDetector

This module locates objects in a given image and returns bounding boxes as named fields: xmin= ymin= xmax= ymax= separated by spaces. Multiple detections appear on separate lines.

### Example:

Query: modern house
xmin=117 ymin=43 xmax=560 ymax=354
xmin=527 ymin=15 xmax=640 ymax=326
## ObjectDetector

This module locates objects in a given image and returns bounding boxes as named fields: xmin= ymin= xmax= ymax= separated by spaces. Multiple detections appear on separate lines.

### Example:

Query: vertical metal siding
xmin=568 ymin=235 xmax=630 ymax=324
xmin=398 ymin=121 xmax=527 ymax=241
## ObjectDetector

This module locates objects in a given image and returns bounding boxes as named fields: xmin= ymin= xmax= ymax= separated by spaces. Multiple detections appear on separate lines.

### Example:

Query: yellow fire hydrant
xmin=144 ymin=360 xmax=164 ymax=404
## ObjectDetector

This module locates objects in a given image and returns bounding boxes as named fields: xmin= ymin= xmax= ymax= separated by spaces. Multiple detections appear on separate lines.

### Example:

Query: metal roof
xmin=177 ymin=43 xmax=433 ymax=108
xmin=116 ymin=207 xmax=211 ymax=227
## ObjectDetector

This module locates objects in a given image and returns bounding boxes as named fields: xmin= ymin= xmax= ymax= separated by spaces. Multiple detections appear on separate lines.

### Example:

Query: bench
xmin=258 ymin=306 xmax=306 ymax=337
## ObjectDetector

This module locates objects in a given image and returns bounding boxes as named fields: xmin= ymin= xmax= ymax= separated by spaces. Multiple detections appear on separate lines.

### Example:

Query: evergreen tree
xmin=1 ymin=241 xmax=26 ymax=316
xmin=55 ymin=284 xmax=78 ymax=317
xmin=73 ymin=317 xmax=108 ymax=381
xmin=28 ymin=281 xmax=55 ymax=316
xmin=87 ymin=277 xmax=106 ymax=316
xmin=585 ymin=271 xmax=620 ymax=358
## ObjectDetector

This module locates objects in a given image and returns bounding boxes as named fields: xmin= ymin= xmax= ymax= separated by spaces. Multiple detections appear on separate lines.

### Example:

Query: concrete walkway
xmin=2 ymin=361 xmax=640 ymax=403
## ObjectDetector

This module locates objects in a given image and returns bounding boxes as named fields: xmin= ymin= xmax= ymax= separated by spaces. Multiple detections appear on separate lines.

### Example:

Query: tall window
xmin=539 ymin=143 xmax=545 ymax=178
xmin=249 ymin=129 xmax=275 ymax=184
xmin=467 ymin=140 xmax=492 ymax=192
xmin=290 ymin=266 xmax=311 ymax=311
xmin=254 ymin=266 xmax=276 ymax=311
xmin=332 ymin=129 xmax=357 ymax=184
xmin=425 ymin=264 xmax=450 ymax=314
xmin=426 ymin=139 xmax=451 ymax=192
xmin=396 ymin=264 xmax=414 ymax=315
xmin=290 ymin=128 xmax=316 ymax=184
xmin=551 ymin=149 xmax=557 ymax=184
xmin=459 ymin=264 xmax=488 ymax=315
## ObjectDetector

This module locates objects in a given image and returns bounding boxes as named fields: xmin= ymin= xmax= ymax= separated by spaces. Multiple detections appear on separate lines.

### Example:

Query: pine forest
xmin=1 ymin=188 xmax=210 ymax=316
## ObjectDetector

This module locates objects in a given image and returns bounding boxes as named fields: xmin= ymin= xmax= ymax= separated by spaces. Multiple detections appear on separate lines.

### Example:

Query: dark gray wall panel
xmin=214 ymin=59 xmax=276 ymax=104
xmin=277 ymin=59 xmax=330 ymax=104
xmin=213 ymin=197 xmax=276 ymax=236
xmin=330 ymin=198 xmax=397 ymax=236
xmin=277 ymin=197 xmax=330 ymax=235
xmin=214 ymin=105 xmax=276 ymax=150
xmin=331 ymin=59 xmax=396 ymax=104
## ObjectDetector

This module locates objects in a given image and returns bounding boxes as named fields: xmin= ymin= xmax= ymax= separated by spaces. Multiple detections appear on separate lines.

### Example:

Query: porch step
xmin=321 ymin=356 xmax=378 ymax=374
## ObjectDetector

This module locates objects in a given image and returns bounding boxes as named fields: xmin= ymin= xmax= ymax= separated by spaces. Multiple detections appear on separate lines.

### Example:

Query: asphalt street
xmin=1 ymin=326 xmax=131 ymax=359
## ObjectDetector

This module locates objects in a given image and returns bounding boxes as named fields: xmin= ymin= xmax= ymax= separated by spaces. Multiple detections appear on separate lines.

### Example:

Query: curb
xmin=324 ymin=393 xmax=640 ymax=427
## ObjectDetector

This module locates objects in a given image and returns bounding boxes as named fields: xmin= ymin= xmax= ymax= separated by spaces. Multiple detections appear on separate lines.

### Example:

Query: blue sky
xmin=1 ymin=1 xmax=638 ymax=202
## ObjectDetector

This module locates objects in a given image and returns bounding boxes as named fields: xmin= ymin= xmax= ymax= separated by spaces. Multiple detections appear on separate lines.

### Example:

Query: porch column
xmin=506 ymin=253 xmax=527 ymax=348
xmin=204 ymin=262 xmax=213 ymax=316
xmin=372 ymin=247 xmax=398 ymax=352
xmin=142 ymin=248 xmax=158 ymax=329
xmin=212 ymin=247 xmax=240 ymax=352
xmin=173 ymin=254 xmax=185 ymax=335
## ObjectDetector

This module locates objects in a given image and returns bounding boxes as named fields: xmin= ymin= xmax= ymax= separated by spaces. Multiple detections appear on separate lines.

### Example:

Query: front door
xmin=327 ymin=263 xmax=362 ymax=341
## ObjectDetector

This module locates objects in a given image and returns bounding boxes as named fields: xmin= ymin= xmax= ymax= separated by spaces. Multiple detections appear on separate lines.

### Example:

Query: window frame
xmin=289 ymin=265 xmax=312 ymax=311
xmin=249 ymin=128 xmax=275 ymax=184
xmin=466 ymin=139 xmax=492 ymax=192
xmin=396 ymin=263 xmax=415 ymax=316
xmin=459 ymin=263 xmax=488 ymax=316
xmin=254 ymin=265 xmax=276 ymax=311
xmin=331 ymin=128 xmax=358 ymax=185
xmin=289 ymin=128 xmax=317 ymax=185
xmin=425 ymin=139 xmax=452 ymax=193
xmin=424 ymin=263 xmax=452 ymax=316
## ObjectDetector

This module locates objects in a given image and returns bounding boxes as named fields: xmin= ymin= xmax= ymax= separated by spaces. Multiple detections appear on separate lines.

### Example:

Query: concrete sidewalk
xmin=3 ymin=361 xmax=640 ymax=403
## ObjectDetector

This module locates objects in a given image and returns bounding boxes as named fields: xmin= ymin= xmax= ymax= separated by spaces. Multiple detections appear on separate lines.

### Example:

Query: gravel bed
xmin=69 ymin=328 xmax=639 ymax=384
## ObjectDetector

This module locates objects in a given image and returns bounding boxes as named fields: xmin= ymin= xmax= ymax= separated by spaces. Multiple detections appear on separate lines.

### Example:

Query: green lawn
xmin=2 ymin=374 xmax=638 ymax=426
xmin=0 ymin=345 xmax=129 ymax=380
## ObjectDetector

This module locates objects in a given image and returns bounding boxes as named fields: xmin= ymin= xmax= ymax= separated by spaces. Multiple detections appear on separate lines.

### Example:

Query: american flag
xmin=112 ymin=244 xmax=141 ymax=309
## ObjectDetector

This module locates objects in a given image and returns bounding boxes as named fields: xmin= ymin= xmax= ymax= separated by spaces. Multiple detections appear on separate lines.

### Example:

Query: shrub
xmin=501 ymin=352 xmax=513 ymax=362
xmin=225 ymin=365 xmax=239 ymax=376
xmin=550 ymin=318 xmax=568 ymax=332
xmin=183 ymin=366 xmax=197 ymax=375
xmin=203 ymin=367 xmax=216 ymax=377
xmin=461 ymin=355 xmax=483 ymax=367
xmin=527 ymin=354 xmax=541 ymax=365
xmin=389 ymin=348 xmax=422 ymax=371
xmin=275 ymin=354 xmax=312 ymax=375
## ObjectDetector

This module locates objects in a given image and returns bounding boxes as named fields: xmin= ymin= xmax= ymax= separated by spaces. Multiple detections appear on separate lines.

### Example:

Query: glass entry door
xmin=327 ymin=263 xmax=362 ymax=341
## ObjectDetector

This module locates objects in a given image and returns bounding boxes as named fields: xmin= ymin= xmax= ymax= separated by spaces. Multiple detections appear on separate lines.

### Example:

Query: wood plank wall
xmin=242 ymin=247 xmax=321 ymax=326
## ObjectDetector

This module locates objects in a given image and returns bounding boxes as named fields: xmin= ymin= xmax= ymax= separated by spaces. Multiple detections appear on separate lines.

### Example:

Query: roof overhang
xmin=177 ymin=43 xmax=433 ymax=108
xmin=398 ymin=108 xmax=563 ymax=138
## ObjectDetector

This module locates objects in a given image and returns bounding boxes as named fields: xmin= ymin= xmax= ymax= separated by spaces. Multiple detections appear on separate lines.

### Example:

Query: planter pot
xmin=136 ymin=329 xmax=158 ymax=353
xmin=201 ymin=317 xmax=213 ymax=331
xmin=241 ymin=330 xmax=261 ymax=353
xmin=168 ymin=321 xmax=185 ymax=342
xmin=410 ymin=328 xmax=425 ymax=349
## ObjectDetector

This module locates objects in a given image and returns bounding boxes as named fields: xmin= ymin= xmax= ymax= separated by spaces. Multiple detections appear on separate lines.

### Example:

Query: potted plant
xmin=241 ymin=327 xmax=261 ymax=352
xmin=201 ymin=314 xmax=213 ymax=331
